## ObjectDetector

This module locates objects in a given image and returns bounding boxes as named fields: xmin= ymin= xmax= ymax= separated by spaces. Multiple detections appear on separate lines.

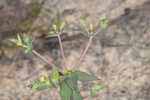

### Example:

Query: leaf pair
xmin=60 ymin=70 xmax=98 ymax=100
xmin=60 ymin=80 xmax=82 ymax=100
xmin=30 ymin=76 xmax=53 ymax=90
xmin=90 ymin=82 xmax=104 ymax=96
xmin=60 ymin=81 xmax=72 ymax=100
xmin=9 ymin=34 xmax=33 ymax=56
xmin=65 ymin=71 xmax=98 ymax=90
xmin=74 ymin=71 xmax=98 ymax=82
xmin=100 ymin=16 xmax=110 ymax=28
xmin=9 ymin=34 xmax=25 ymax=48
xmin=22 ymin=34 xmax=33 ymax=55
xmin=29 ymin=67 xmax=61 ymax=91
xmin=48 ymin=20 xmax=65 ymax=37
xmin=80 ymin=16 xmax=94 ymax=37
xmin=51 ymin=67 xmax=60 ymax=86
xmin=29 ymin=67 xmax=60 ymax=90
xmin=80 ymin=16 xmax=110 ymax=37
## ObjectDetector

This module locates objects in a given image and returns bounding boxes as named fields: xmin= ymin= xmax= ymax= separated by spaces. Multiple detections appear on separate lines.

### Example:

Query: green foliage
xmin=59 ymin=20 xmax=65 ymax=30
xmin=100 ymin=16 xmax=110 ymax=28
xmin=9 ymin=34 xmax=24 ymax=47
xmin=90 ymin=82 xmax=104 ymax=96
xmin=48 ymin=15 xmax=65 ymax=37
xmin=9 ymin=34 xmax=33 ymax=56
xmin=80 ymin=16 xmax=86 ymax=26
xmin=66 ymin=72 xmax=78 ymax=90
xmin=22 ymin=34 xmax=33 ymax=56
xmin=74 ymin=71 xmax=98 ymax=82
xmin=63 ymin=69 xmax=72 ymax=76
xmin=80 ymin=29 xmax=89 ymax=36
xmin=30 ymin=76 xmax=53 ymax=90
xmin=29 ymin=69 xmax=101 ymax=100
xmin=79 ymin=16 xmax=94 ymax=37
xmin=51 ymin=67 xmax=60 ymax=86
xmin=48 ymin=20 xmax=65 ymax=37
xmin=73 ymin=91 xmax=82 ymax=100
xmin=60 ymin=81 xmax=72 ymax=100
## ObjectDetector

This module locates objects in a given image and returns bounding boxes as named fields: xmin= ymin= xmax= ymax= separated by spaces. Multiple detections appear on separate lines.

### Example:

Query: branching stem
xmin=79 ymin=36 xmax=93 ymax=62
xmin=74 ymin=35 xmax=94 ymax=68
xmin=57 ymin=34 xmax=67 ymax=68
xmin=32 ymin=50 xmax=63 ymax=73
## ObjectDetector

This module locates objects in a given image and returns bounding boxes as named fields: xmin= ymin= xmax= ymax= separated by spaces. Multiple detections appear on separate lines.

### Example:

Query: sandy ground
xmin=0 ymin=0 xmax=150 ymax=100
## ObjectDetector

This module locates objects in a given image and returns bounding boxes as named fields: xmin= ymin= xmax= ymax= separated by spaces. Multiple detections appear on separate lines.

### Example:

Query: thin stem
xmin=79 ymin=36 xmax=93 ymax=62
xmin=74 ymin=35 xmax=94 ymax=68
xmin=32 ymin=50 xmax=63 ymax=73
xmin=57 ymin=34 xmax=67 ymax=67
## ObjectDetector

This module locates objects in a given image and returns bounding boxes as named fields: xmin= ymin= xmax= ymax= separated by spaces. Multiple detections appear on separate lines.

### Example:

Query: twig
xmin=32 ymin=50 xmax=63 ymax=73
xmin=57 ymin=34 xmax=67 ymax=67
xmin=79 ymin=36 xmax=93 ymax=63
xmin=74 ymin=35 xmax=94 ymax=68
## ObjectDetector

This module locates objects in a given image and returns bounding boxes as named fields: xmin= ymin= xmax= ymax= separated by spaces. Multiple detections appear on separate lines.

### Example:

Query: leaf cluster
xmin=79 ymin=16 xmax=110 ymax=37
xmin=48 ymin=18 xmax=65 ymax=37
xmin=29 ymin=68 xmax=103 ymax=100
xmin=9 ymin=34 xmax=33 ymax=55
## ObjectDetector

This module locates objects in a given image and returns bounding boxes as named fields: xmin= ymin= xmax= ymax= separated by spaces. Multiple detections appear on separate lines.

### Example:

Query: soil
xmin=0 ymin=0 xmax=150 ymax=100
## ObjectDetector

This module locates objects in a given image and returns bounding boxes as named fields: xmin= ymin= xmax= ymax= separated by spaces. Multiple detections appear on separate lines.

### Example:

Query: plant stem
xmin=57 ymin=34 xmax=67 ymax=67
xmin=80 ymin=36 xmax=93 ymax=62
xmin=32 ymin=50 xmax=63 ymax=73
xmin=74 ymin=35 xmax=94 ymax=68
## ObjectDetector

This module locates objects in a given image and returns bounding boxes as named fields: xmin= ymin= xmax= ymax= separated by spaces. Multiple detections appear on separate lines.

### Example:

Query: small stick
xmin=57 ymin=34 xmax=67 ymax=67
xmin=32 ymin=50 xmax=63 ymax=73
xmin=74 ymin=35 xmax=94 ymax=68
xmin=79 ymin=36 xmax=93 ymax=63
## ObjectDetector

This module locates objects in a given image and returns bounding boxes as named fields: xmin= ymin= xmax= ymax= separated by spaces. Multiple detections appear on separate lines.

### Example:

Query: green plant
xmin=9 ymin=16 xmax=109 ymax=100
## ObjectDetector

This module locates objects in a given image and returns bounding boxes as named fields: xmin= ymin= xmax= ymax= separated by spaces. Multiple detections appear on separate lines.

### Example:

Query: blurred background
xmin=0 ymin=0 xmax=150 ymax=100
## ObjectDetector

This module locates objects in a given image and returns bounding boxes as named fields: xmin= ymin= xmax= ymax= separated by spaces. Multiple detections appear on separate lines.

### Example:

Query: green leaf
xmin=48 ymin=31 xmax=58 ymax=37
xmin=59 ymin=76 xmax=67 ymax=83
xmin=90 ymin=88 xmax=95 ymax=96
xmin=60 ymin=81 xmax=72 ymax=100
xmin=48 ymin=31 xmax=55 ymax=35
xmin=30 ymin=77 xmax=54 ymax=90
xmin=23 ymin=34 xmax=28 ymax=39
xmin=80 ymin=16 xmax=86 ymax=26
xmin=74 ymin=71 xmax=98 ymax=82
xmin=9 ymin=35 xmax=25 ymax=47
xmin=100 ymin=16 xmax=110 ymax=28
xmin=66 ymin=73 xmax=78 ymax=90
xmin=36 ymin=83 xmax=51 ymax=90
xmin=9 ymin=34 xmax=33 ymax=56
xmin=23 ymin=35 xmax=33 ymax=46
xmin=22 ymin=47 xmax=33 ymax=56
xmin=24 ymin=48 xmax=30 ymax=54
xmin=90 ymin=83 xmax=104 ymax=90
xmin=30 ymin=80 xmax=37 ymax=88
xmin=80 ymin=29 xmax=89 ymax=36
xmin=62 ymin=69 xmax=72 ymax=77
xmin=43 ymin=77 xmax=54 ymax=88
xmin=9 ymin=39 xmax=18 ymax=44
xmin=89 ymin=32 xmax=94 ymax=36
xmin=51 ymin=67 xmax=60 ymax=86
xmin=73 ymin=91 xmax=82 ymax=100
xmin=22 ymin=35 xmax=33 ymax=56
xmin=90 ymin=83 xmax=104 ymax=96
xmin=59 ymin=20 xmax=65 ymax=30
